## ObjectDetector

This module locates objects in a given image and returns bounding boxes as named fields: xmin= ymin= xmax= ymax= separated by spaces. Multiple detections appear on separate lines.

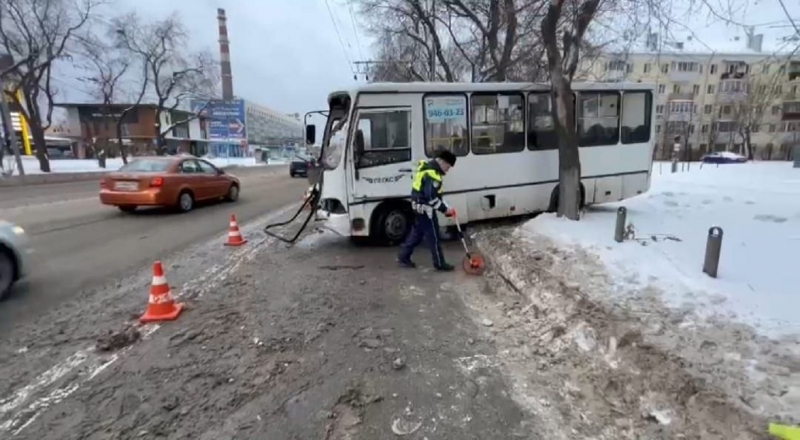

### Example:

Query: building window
xmin=762 ymin=64 xmax=770 ymax=74
xmin=577 ymin=92 xmax=620 ymax=147
xmin=673 ymin=61 xmax=700 ymax=72
xmin=672 ymin=84 xmax=680 ymax=94
xmin=769 ymin=124 xmax=776 ymax=132
xmin=704 ymin=104 xmax=712 ymax=114
xmin=701 ymin=124 xmax=709 ymax=133
xmin=710 ymin=64 xmax=717 ymax=74
xmin=758 ymin=84 xmax=767 ymax=94
xmin=621 ymin=91 xmax=652 ymax=144
xmin=707 ymin=85 xmax=715 ymax=94
xmin=658 ymin=84 xmax=666 ymax=94
xmin=721 ymin=105 xmax=732 ymax=116
xmin=661 ymin=63 xmax=669 ymax=74
xmin=423 ymin=94 xmax=469 ymax=157
xmin=693 ymin=84 xmax=700 ymax=95
xmin=772 ymin=105 xmax=780 ymax=115
xmin=689 ymin=124 xmax=695 ymax=134
xmin=527 ymin=93 xmax=558 ymax=151
xmin=774 ymin=85 xmax=783 ymax=94
xmin=470 ymin=93 xmax=525 ymax=155
xmin=716 ymin=121 xmax=737 ymax=132
xmin=655 ymin=124 xmax=661 ymax=133
xmin=354 ymin=109 xmax=412 ymax=168
xmin=656 ymin=104 xmax=664 ymax=114
xmin=643 ymin=63 xmax=651 ymax=73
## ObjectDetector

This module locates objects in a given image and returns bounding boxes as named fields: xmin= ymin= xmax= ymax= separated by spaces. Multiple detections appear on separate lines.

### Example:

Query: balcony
xmin=782 ymin=101 xmax=800 ymax=121
xmin=714 ymin=131 xmax=737 ymax=144
xmin=668 ymin=61 xmax=702 ymax=82
xmin=720 ymin=60 xmax=748 ymax=80
xmin=788 ymin=62 xmax=800 ymax=81
xmin=716 ymin=79 xmax=749 ymax=103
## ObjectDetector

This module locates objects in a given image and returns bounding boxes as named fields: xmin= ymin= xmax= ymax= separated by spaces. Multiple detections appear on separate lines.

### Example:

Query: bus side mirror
xmin=305 ymin=124 xmax=316 ymax=145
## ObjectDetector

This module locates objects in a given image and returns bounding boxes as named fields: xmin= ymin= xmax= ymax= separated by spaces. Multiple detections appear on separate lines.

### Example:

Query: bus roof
xmin=329 ymin=81 xmax=656 ymax=100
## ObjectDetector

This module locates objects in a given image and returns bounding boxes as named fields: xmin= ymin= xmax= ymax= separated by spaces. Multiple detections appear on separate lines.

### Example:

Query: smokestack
xmin=217 ymin=8 xmax=234 ymax=101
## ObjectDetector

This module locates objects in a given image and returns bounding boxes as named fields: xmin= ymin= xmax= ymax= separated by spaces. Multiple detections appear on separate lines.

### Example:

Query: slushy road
xmin=0 ymin=166 xmax=308 ymax=329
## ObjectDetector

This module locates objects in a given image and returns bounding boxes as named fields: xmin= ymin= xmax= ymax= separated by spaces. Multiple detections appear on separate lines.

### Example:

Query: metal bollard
xmin=671 ymin=160 xmax=678 ymax=173
xmin=614 ymin=207 xmax=627 ymax=243
xmin=703 ymin=226 xmax=723 ymax=278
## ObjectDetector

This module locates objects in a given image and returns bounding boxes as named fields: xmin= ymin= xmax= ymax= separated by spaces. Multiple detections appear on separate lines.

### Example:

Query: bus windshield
xmin=322 ymin=117 xmax=348 ymax=170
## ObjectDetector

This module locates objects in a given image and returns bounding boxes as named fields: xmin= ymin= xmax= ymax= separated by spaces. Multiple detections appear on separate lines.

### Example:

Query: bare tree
xmin=114 ymin=13 xmax=218 ymax=155
xmin=540 ymin=0 xmax=601 ymax=220
xmin=355 ymin=0 xmax=546 ymax=82
xmin=0 ymin=0 xmax=100 ymax=172
xmin=728 ymin=57 xmax=794 ymax=161
xmin=77 ymin=33 xmax=130 ymax=166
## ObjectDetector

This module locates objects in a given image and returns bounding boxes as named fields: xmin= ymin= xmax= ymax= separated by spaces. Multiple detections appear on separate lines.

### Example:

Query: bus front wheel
xmin=371 ymin=202 xmax=413 ymax=246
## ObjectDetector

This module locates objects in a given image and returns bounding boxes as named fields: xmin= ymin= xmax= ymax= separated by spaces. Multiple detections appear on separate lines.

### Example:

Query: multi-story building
xmin=579 ymin=32 xmax=800 ymax=160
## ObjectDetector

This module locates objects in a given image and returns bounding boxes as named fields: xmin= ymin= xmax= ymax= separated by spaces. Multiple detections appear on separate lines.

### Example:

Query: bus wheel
xmin=548 ymin=184 xmax=586 ymax=213
xmin=372 ymin=203 xmax=412 ymax=246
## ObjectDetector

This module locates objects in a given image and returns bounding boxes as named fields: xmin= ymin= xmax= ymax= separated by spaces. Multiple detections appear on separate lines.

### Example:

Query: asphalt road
xmin=0 ymin=166 xmax=308 ymax=328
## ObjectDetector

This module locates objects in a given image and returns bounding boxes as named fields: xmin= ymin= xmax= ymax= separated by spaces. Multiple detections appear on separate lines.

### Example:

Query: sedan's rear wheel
xmin=178 ymin=191 xmax=194 ymax=213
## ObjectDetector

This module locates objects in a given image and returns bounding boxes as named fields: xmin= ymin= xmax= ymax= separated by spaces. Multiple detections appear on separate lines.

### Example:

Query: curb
xmin=0 ymin=163 xmax=285 ymax=187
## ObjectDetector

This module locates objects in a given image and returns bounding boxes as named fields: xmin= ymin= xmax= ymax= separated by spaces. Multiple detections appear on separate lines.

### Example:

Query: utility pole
xmin=0 ymin=53 xmax=24 ymax=177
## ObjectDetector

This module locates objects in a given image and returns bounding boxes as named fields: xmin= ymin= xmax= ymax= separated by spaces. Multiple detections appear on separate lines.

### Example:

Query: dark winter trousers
xmin=398 ymin=213 xmax=446 ymax=268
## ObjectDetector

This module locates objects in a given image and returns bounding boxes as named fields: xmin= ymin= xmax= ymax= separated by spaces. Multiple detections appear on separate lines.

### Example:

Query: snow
xmin=6 ymin=156 xmax=265 ymax=175
xmin=523 ymin=161 xmax=800 ymax=339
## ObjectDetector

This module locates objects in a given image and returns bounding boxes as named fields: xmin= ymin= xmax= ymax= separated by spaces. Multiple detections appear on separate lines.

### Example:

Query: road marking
xmin=0 ymin=204 xmax=298 ymax=436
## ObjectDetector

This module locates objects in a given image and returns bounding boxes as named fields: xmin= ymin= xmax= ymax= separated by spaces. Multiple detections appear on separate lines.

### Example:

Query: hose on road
xmin=263 ymin=184 xmax=320 ymax=244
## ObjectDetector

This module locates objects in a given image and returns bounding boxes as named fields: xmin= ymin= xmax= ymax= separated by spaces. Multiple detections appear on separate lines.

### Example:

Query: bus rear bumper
xmin=315 ymin=209 xmax=351 ymax=237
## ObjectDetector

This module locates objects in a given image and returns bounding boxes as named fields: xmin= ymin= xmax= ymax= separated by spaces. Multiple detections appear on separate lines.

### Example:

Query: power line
xmin=348 ymin=1 xmax=365 ymax=60
xmin=323 ymin=0 xmax=354 ymax=75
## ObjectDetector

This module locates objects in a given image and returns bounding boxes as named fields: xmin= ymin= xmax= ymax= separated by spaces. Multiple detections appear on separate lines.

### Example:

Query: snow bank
xmin=488 ymin=161 xmax=800 ymax=421
xmin=529 ymin=161 xmax=800 ymax=339
xmin=9 ymin=156 xmax=264 ymax=175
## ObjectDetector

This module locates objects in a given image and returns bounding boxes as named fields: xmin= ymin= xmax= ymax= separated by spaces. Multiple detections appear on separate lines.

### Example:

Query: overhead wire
xmin=323 ymin=0 xmax=356 ymax=77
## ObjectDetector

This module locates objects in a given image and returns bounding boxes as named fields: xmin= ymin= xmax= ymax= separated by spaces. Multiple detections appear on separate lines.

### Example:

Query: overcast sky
xmin=61 ymin=0 xmax=799 ymax=119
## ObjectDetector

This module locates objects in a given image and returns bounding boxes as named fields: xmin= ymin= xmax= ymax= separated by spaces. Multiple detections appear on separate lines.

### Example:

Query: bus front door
xmin=349 ymin=107 xmax=415 ymax=201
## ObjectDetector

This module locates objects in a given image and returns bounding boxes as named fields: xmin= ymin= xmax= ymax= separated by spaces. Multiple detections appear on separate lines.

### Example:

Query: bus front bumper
xmin=315 ymin=209 xmax=353 ymax=237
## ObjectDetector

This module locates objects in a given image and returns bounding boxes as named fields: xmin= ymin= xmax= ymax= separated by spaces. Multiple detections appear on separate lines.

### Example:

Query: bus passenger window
xmin=355 ymin=109 xmax=412 ymax=169
xmin=527 ymin=93 xmax=558 ymax=151
xmin=621 ymin=91 xmax=652 ymax=144
xmin=423 ymin=95 xmax=470 ymax=157
xmin=578 ymin=92 xmax=620 ymax=147
xmin=470 ymin=93 xmax=525 ymax=155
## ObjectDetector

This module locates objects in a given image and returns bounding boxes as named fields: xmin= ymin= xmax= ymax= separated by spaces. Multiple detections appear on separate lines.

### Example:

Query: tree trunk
xmin=745 ymin=130 xmax=754 ymax=161
xmin=29 ymin=124 xmax=51 ymax=172
xmin=98 ymin=138 xmax=107 ymax=168
xmin=115 ymin=120 xmax=128 ymax=164
xmin=552 ymin=76 xmax=581 ymax=220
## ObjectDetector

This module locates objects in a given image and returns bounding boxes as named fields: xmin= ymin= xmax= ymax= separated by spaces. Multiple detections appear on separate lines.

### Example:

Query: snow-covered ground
xmin=526 ymin=161 xmax=799 ymax=339
xmin=4 ymin=156 xmax=266 ymax=175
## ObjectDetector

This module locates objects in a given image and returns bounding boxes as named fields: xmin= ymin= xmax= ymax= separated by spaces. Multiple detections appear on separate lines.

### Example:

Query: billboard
xmin=191 ymin=99 xmax=247 ymax=140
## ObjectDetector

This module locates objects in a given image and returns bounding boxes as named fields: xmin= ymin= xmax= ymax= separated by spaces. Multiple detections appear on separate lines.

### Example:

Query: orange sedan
xmin=99 ymin=156 xmax=241 ymax=213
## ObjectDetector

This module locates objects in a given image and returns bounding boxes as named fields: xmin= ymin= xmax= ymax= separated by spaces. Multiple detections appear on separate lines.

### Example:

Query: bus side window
xmin=527 ymin=93 xmax=558 ymax=151
xmin=470 ymin=93 xmax=525 ymax=155
xmin=620 ymin=91 xmax=652 ymax=144
xmin=578 ymin=92 xmax=620 ymax=147
xmin=423 ymin=94 xmax=470 ymax=157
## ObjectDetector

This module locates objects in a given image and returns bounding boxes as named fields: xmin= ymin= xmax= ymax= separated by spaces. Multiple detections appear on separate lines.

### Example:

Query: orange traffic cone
xmin=139 ymin=261 xmax=183 ymax=323
xmin=225 ymin=214 xmax=248 ymax=247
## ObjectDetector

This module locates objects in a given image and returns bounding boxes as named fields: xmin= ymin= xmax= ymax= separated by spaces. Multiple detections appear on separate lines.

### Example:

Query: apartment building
xmin=580 ymin=33 xmax=800 ymax=160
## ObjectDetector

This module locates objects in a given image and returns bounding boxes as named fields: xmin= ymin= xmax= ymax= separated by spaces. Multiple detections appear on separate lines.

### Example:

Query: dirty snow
xmin=4 ymin=156 xmax=264 ymax=175
xmin=492 ymin=160 xmax=800 ymax=423
xmin=530 ymin=161 xmax=799 ymax=339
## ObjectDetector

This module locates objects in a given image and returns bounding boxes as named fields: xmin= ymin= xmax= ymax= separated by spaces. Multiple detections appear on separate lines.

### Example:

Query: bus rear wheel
xmin=371 ymin=203 xmax=413 ymax=246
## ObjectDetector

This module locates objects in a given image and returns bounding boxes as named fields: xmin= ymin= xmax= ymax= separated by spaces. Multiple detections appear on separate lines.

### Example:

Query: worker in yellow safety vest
xmin=397 ymin=150 xmax=457 ymax=271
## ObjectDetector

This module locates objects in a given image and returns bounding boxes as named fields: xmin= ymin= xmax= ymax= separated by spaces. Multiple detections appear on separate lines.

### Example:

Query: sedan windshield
xmin=119 ymin=160 xmax=172 ymax=172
